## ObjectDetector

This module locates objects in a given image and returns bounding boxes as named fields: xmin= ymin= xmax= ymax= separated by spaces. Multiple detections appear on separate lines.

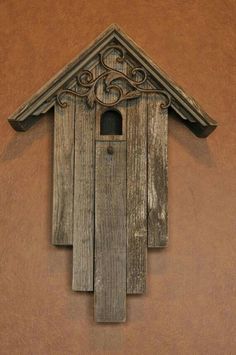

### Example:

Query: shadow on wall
xmin=0 ymin=109 xmax=54 ymax=162
xmin=0 ymin=109 xmax=55 ymax=250
xmin=168 ymin=108 xmax=216 ymax=168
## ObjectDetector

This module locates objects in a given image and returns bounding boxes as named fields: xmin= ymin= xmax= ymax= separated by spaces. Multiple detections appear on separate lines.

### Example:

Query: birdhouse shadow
xmin=0 ymin=109 xmax=54 ymax=161
xmin=168 ymin=108 xmax=216 ymax=167
xmin=52 ymin=244 xmax=73 ymax=290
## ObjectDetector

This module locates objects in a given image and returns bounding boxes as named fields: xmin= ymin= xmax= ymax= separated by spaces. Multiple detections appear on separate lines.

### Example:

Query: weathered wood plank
xmin=52 ymin=94 xmax=75 ymax=245
xmin=72 ymin=92 xmax=95 ymax=291
xmin=127 ymin=95 xmax=148 ymax=294
xmin=94 ymin=141 xmax=126 ymax=322
xmin=148 ymin=94 xmax=168 ymax=247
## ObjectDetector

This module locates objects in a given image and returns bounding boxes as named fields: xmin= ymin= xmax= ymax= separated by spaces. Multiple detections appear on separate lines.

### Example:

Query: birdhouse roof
xmin=8 ymin=24 xmax=217 ymax=137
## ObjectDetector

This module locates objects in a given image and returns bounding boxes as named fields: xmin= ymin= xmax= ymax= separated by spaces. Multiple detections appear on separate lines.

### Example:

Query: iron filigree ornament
xmin=56 ymin=45 xmax=171 ymax=109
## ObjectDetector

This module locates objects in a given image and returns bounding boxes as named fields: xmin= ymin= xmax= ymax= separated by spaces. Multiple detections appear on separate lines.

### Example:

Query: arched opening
xmin=100 ymin=110 xmax=122 ymax=135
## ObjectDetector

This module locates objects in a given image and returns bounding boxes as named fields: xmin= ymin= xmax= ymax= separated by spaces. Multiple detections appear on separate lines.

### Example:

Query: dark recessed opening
xmin=100 ymin=110 xmax=122 ymax=135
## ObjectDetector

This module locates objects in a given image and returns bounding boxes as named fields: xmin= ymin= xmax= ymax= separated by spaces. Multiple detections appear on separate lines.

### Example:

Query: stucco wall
xmin=0 ymin=1 xmax=235 ymax=354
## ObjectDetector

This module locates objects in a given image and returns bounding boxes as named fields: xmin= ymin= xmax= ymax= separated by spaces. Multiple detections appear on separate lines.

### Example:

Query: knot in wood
xmin=107 ymin=145 xmax=114 ymax=155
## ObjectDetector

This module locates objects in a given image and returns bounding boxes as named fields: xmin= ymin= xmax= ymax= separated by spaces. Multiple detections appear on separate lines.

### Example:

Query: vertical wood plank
xmin=95 ymin=141 xmax=126 ymax=322
xmin=127 ymin=95 xmax=148 ymax=294
xmin=148 ymin=94 xmax=168 ymax=247
xmin=52 ymin=94 xmax=75 ymax=245
xmin=72 ymin=94 xmax=95 ymax=291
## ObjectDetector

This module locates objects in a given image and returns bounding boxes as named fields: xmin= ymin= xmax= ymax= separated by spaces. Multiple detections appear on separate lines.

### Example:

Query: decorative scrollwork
xmin=56 ymin=45 xmax=171 ymax=109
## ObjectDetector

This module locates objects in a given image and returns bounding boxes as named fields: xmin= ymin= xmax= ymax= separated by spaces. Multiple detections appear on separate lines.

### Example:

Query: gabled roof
xmin=7 ymin=24 xmax=217 ymax=137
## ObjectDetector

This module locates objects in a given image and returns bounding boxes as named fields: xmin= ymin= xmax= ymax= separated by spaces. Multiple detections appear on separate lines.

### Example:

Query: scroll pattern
xmin=56 ymin=45 xmax=171 ymax=109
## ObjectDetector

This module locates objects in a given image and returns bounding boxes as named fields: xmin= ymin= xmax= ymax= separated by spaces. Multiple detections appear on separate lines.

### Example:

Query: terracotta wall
xmin=0 ymin=1 xmax=235 ymax=354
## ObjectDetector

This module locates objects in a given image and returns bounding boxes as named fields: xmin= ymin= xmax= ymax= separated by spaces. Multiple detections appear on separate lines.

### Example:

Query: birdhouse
xmin=7 ymin=24 xmax=217 ymax=323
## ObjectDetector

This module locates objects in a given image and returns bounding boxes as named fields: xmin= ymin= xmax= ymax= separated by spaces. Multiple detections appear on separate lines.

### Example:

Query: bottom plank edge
xmin=52 ymin=242 xmax=73 ymax=246
xmin=95 ymin=317 xmax=126 ymax=323
xmin=72 ymin=280 xmax=93 ymax=292
xmin=126 ymin=289 xmax=146 ymax=295
xmin=148 ymin=242 xmax=169 ymax=248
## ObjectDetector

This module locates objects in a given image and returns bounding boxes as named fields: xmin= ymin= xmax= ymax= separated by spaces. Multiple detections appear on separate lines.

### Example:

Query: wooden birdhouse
xmin=7 ymin=24 xmax=217 ymax=323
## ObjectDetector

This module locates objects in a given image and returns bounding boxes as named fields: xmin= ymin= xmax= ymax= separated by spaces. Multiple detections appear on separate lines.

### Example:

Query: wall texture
xmin=0 ymin=1 xmax=235 ymax=354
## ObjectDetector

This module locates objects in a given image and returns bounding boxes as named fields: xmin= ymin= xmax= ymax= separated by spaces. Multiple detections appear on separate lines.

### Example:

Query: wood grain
xmin=148 ymin=94 xmax=168 ymax=247
xmin=94 ymin=141 xmax=126 ymax=322
xmin=127 ymin=95 xmax=147 ymax=294
xmin=72 ymin=91 xmax=95 ymax=291
xmin=52 ymin=93 xmax=75 ymax=245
